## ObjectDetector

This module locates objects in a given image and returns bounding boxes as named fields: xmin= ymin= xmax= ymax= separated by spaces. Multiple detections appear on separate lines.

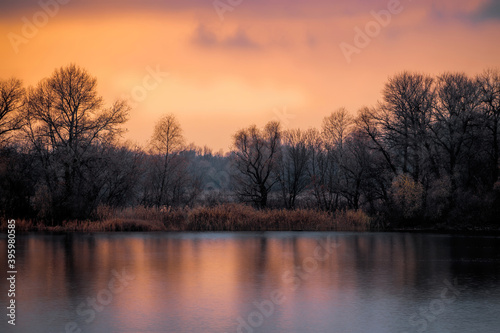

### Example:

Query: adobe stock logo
xmin=339 ymin=0 xmax=405 ymax=64
xmin=62 ymin=268 xmax=135 ymax=333
xmin=233 ymin=237 xmax=341 ymax=333
xmin=271 ymin=106 xmax=296 ymax=129
xmin=213 ymin=0 xmax=244 ymax=21
xmin=121 ymin=65 xmax=170 ymax=108
xmin=7 ymin=0 xmax=71 ymax=54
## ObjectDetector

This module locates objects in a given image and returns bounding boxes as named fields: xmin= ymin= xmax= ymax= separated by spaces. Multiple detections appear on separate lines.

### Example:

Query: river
xmin=1 ymin=232 xmax=499 ymax=332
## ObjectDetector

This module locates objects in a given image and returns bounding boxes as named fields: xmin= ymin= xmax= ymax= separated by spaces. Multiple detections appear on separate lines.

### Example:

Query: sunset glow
xmin=1 ymin=0 xmax=500 ymax=151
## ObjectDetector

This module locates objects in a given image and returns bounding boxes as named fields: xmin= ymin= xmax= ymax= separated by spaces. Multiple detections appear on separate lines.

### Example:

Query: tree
xmin=390 ymin=173 xmax=424 ymax=220
xmin=319 ymin=109 xmax=378 ymax=210
xmin=145 ymin=113 xmax=186 ymax=208
xmin=0 ymin=145 xmax=38 ymax=218
xmin=354 ymin=109 xmax=395 ymax=211
xmin=430 ymin=72 xmax=482 ymax=192
xmin=356 ymin=106 xmax=398 ymax=175
xmin=25 ymin=64 xmax=129 ymax=220
xmin=277 ymin=128 xmax=313 ymax=209
xmin=0 ymin=78 xmax=25 ymax=145
xmin=306 ymin=107 xmax=357 ymax=212
xmin=337 ymin=129 xmax=374 ymax=210
xmin=378 ymin=72 xmax=435 ymax=181
xmin=309 ymin=109 xmax=355 ymax=211
xmin=322 ymin=107 xmax=353 ymax=150
xmin=478 ymin=68 xmax=500 ymax=186
xmin=307 ymin=128 xmax=337 ymax=211
xmin=232 ymin=121 xmax=281 ymax=208
xmin=96 ymin=143 xmax=144 ymax=208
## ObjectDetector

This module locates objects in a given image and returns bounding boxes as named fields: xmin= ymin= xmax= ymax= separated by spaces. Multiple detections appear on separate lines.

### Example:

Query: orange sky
xmin=1 ymin=0 xmax=500 ymax=152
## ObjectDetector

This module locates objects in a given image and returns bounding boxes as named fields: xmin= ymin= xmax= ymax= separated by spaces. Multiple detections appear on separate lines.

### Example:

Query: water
xmin=1 ymin=232 xmax=500 ymax=333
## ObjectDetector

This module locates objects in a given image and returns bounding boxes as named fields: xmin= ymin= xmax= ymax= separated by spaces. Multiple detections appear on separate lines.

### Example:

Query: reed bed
xmin=1 ymin=204 xmax=371 ymax=232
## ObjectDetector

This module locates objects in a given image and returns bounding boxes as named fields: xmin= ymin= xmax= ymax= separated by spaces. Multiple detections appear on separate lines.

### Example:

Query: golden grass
xmin=1 ymin=204 xmax=371 ymax=232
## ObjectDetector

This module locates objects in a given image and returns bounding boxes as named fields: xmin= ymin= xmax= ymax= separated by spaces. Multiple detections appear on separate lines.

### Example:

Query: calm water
xmin=1 ymin=232 xmax=500 ymax=333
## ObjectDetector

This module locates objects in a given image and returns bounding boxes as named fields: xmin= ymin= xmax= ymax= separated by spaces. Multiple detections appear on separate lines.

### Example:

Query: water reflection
xmin=0 ymin=232 xmax=499 ymax=332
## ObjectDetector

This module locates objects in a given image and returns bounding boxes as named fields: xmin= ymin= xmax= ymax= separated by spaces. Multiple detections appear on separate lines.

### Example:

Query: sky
xmin=1 ymin=0 xmax=500 ymax=152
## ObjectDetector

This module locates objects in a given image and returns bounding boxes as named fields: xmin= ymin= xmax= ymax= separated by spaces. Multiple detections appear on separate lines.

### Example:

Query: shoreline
xmin=3 ymin=228 xmax=500 ymax=235
xmin=1 ymin=203 xmax=498 ymax=234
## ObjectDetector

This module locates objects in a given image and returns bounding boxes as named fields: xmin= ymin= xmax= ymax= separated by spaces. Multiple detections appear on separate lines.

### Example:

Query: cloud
xmin=192 ymin=24 xmax=217 ymax=47
xmin=306 ymin=32 xmax=317 ymax=48
xmin=191 ymin=24 xmax=259 ymax=49
xmin=0 ymin=0 xmax=418 ymax=20
xmin=223 ymin=28 xmax=258 ymax=49
xmin=4 ymin=0 xmax=500 ymax=26
xmin=473 ymin=0 xmax=500 ymax=21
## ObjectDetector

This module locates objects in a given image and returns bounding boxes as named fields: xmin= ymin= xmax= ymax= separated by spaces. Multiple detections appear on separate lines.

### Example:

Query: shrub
xmin=390 ymin=174 xmax=424 ymax=220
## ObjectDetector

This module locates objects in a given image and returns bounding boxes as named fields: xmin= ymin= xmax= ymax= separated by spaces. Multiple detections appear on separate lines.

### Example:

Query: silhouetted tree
xmin=277 ymin=128 xmax=313 ymax=209
xmin=478 ymin=69 xmax=500 ymax=186
xmin=0 ymin=145 xmax=38 ymax=217
xmin=96 ymin=143 xmax=144 ymax=208
xmin=356 ymin=106 xmax=398 ymax=175
xmin=144 ymin=113 xmax=187 ymax=207
xmin=322 ymin=107 xmax=353 ymax=150
xmin=378 ymin=72 xmax=435 ymax=181
xmin=312 ymin=109 xmax=355 ymax=210
xmin=232 ymin=121 xmax=281 ymax=208
xmin=430 ymin=72 xmax=483 ymax=194
xmin=25 ymin=64 xmax=129 ymax=220
xmin=2 ymin=64 xmax=499 ymax=228
xmin=338 ymin=129 xmax=374 ymax=210
xmin=307 ymin=128 xmax=336 ymax=211
xmin=0 ymin=78 xmax=25 ymax=145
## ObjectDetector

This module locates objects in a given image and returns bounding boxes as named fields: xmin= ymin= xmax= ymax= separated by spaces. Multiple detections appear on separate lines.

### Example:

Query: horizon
xmin=2 ymin=0 xmax=500 ymax=152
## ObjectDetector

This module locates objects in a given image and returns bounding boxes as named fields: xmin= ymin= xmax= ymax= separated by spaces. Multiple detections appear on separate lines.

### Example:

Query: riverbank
xmin=3 ymin=203 xmax=499 ymax=233
xmin=1 ymin=204 xmax=371 ymax=232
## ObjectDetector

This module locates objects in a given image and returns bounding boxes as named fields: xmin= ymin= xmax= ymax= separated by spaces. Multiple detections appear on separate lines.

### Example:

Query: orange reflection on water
xmin=1 ymin=232 xmax=476 ymax=332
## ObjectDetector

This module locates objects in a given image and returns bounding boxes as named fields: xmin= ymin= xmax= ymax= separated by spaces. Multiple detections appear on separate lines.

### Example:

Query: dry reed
xmin=0 ymin=204 xmax=371 ymax=232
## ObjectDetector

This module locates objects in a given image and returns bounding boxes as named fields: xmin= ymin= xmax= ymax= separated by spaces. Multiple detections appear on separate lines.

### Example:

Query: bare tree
xmin=378 ymin=72 xmax=435 ymax=180
xmin=322 ymin=107 xmax=353 ymax=150
xmin=307 ymin=128 xmax=335 ymax=211
xmin=0 ymin=78 xmax=25 ymax=145
xmin=310 ymin=109 xmax=355 ymax=210
xmin=337 ymin=129 xmax=373 ymax=210
xmin=478 ymin=68 xmax=500 ymax=186
xmin=430 ymin=72 xmax=483 ymax=195
xmin=277 ymin=128 xmax=313 ymax=209
xmin=232 ymin=121 xmax=281 ymax=208
xmin=146 ymin=113 xmax=186 ymax=207
xmin=97 ymin=143 xmax=144 ymax=208
xmin=356 ymin=106 xmax=398 ymax=175
xmin=25 ymin=64 xmax=129 ymax=219
xmin=314 ymin=108 xmax=377 ymax=210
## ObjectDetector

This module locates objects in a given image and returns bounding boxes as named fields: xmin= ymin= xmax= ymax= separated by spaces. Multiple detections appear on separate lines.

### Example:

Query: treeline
xmin=0 ymin=65 xmax=499 ymax=228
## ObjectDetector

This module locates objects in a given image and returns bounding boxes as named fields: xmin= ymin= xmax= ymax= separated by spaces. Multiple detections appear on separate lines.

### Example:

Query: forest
xmin=1 ymin=64 xmax=499 ymax=231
